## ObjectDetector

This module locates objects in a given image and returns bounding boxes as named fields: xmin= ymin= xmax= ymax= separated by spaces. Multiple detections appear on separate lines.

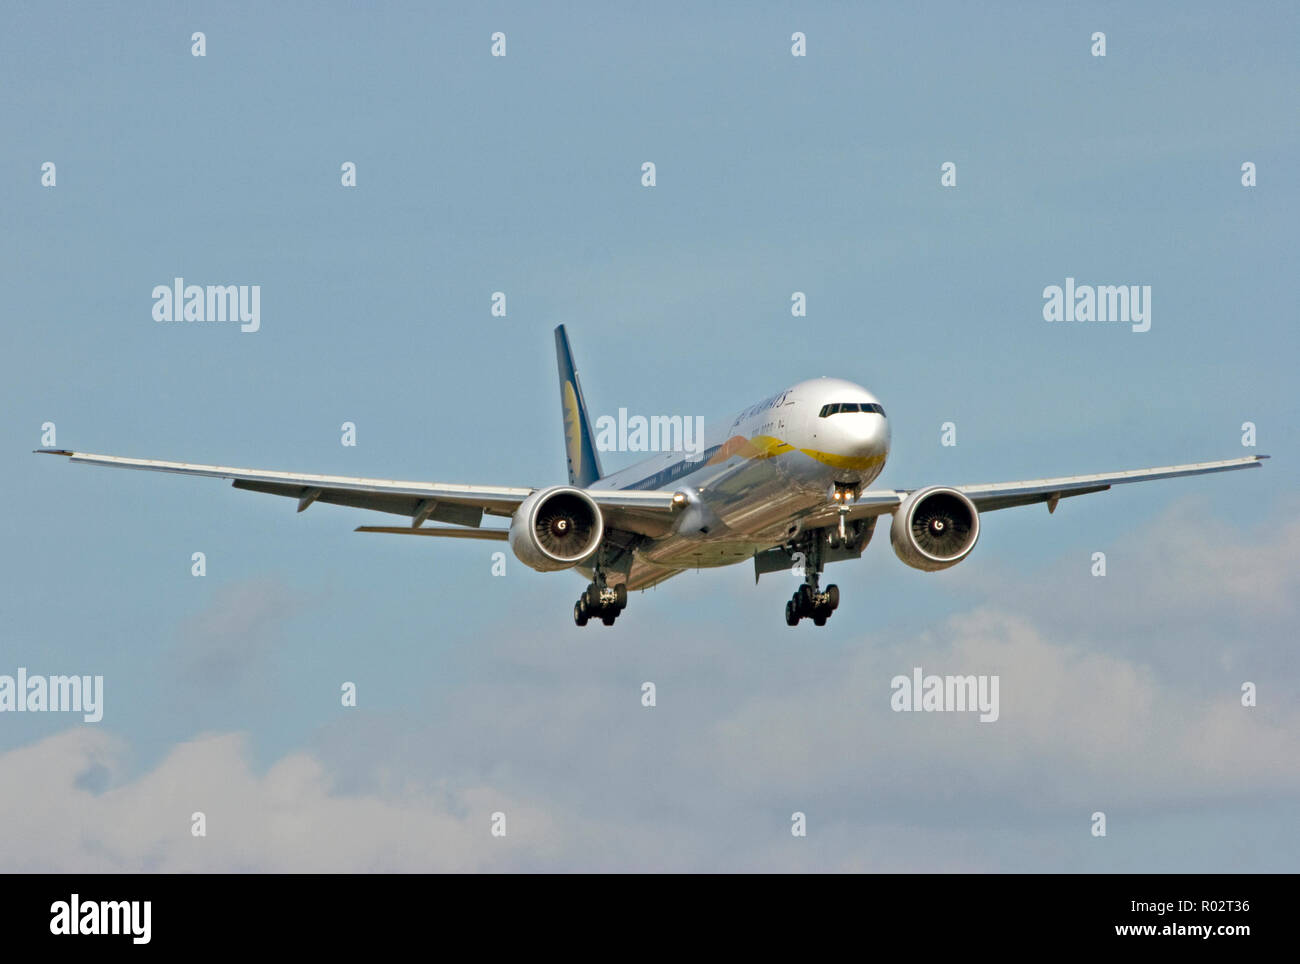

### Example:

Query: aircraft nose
xmin=837 ymin=413 xmax=890 ymax=458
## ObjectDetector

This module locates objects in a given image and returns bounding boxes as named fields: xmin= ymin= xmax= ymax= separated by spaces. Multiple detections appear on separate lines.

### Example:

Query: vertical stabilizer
xmin=553 ymin=325 xmax=604 ymax=487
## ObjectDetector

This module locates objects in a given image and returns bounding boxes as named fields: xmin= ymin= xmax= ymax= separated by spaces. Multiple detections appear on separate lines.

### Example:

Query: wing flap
xmin=355 ymin=526 xmax=509 ymax=540
xmin=969 ymin=484 xmax=1110 ymax=513
xmin=232 ymin=480 xmax=488 ymax=527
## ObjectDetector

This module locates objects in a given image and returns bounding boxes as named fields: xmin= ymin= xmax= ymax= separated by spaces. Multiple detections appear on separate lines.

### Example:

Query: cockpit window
xmin=819 ymin=402 xmax=885 ymax=418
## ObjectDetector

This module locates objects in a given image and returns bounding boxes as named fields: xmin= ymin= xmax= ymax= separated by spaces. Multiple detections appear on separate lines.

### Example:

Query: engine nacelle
xmin=508 ymin=485 xmax=604 ymax=572
xmin=890 ymin=486 xmax=980 ymax=572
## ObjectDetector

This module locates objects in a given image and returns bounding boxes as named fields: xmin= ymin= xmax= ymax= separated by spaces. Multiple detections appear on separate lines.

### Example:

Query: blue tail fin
xmin=554 ymin=325 xmax=604 ymax=487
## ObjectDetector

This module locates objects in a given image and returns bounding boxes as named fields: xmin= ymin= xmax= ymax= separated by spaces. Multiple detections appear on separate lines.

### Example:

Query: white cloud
xmin=0 ymin=729 xmax=559 ymax=872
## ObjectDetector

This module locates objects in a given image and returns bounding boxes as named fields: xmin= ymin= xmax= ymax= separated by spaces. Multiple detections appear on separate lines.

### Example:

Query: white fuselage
xmin=588 ymin=377 xmax=890 ymax=589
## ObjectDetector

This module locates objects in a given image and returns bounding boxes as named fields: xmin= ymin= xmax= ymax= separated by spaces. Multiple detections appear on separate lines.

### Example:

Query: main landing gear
xmin=785 ymin=577 xmax=839 ymax=626
xmin=784 ymin=525 xmax=840 ymax=627
xmin=573 ymin=580 xmax=627 ymax=627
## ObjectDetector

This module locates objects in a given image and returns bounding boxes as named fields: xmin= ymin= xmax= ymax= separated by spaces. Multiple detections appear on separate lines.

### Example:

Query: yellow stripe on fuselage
xmin=796 ymin=447 xmax=886 ymax=472
xmin=743 ymin=435 xmax=797 ymax=458
xmin=736 ymin=435 xmax=885 ymax=473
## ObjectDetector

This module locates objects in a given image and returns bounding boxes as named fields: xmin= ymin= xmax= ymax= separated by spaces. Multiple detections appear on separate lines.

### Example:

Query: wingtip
xmin=34 ymin=448 xmax=73 ymax=456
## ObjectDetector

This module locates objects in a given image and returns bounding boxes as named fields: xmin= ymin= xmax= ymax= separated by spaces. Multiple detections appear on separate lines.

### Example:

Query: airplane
xmin=37 ymin=324 xmax=1267 ymax=627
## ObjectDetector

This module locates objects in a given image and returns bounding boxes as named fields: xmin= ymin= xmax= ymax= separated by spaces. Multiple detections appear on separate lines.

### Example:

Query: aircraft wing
xmin=34 ymin=449 xmax=681 ymax=536
xmin=804 ymin=455 xmax=1268 ymax=527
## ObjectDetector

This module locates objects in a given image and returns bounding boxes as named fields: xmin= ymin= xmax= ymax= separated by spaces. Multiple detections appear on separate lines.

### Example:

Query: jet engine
xmin=889 ymin=486 xmax=980 ymax=571
xmin=508 ymin=486 xmax=604 ymax=572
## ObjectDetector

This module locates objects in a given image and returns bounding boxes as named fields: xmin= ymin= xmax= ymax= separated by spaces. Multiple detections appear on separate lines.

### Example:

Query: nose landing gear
xmin=830 ymin=481 xmax=861 ymax=543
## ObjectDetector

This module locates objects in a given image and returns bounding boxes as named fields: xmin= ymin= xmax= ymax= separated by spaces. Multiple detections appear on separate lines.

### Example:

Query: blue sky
xmin=1 ymin=2 xmax=1296 ymax=870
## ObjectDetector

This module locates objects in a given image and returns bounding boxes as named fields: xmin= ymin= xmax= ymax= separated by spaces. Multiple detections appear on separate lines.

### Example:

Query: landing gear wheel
xmin=812 ymin=614 xmax=827 ymax=626
xmin=796 ymin=584 xmax=814 ymax=615
xmin=785 ymin=599 xmax=799 ymax=626
xmin=574 ymin=549 xmax=630 ymax=626
xmin=826 ymin=584 xmax=840 ymax=610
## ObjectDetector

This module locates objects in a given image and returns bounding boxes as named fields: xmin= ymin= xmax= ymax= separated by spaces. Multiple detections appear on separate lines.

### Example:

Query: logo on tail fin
xmin=562 ymin=380 xmax=583 ymax=481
